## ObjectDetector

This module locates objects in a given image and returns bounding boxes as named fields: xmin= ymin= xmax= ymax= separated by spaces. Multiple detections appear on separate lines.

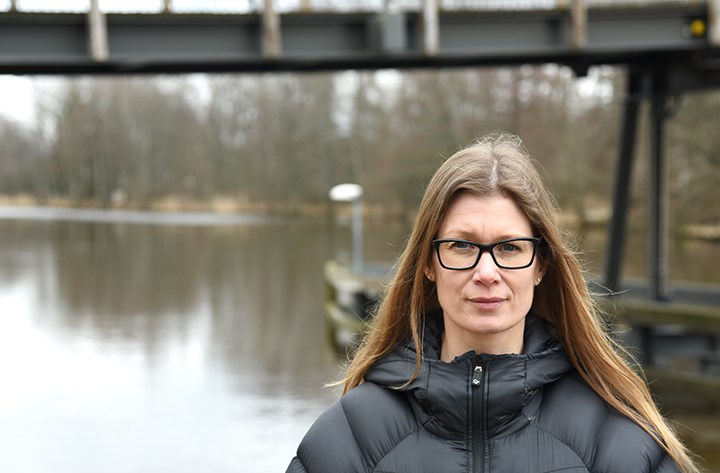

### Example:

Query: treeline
xmin=0 ymin=66 xmax=718 ymax=225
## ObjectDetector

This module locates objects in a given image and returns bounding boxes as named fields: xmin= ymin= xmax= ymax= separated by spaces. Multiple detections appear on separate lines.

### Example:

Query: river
xmin=0 ymin=209 xmax=717 ymax=472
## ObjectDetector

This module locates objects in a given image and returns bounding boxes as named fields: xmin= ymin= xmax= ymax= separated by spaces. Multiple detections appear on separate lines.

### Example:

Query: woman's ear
xmin=424 ymin=266 xmax=436 ymax=283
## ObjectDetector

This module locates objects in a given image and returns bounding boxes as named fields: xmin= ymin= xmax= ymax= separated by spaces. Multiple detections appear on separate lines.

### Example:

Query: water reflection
xmin=0 ymin=217 xmax=408 ymax=473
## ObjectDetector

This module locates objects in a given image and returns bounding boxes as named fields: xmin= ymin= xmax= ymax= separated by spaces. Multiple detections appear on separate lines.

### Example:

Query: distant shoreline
xmin=0 ymin=199 xmax=717 ymax=241
xmin=0 ymin=205 xmax=289 ymax=226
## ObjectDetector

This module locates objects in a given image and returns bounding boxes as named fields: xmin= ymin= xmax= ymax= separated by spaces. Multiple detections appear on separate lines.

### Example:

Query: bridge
xmin=0 ymin=1 xmax=718 ymax=75
xmin=2 ymin=6 xmax=720 ymax=283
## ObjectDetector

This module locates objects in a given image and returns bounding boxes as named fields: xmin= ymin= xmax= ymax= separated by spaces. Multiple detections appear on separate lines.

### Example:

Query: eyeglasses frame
xmin=432 ymin=236 xmax=543 ymax=271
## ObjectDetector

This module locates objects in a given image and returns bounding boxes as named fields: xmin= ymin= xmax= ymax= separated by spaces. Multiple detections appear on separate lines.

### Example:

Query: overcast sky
xmin=0 ymin=76 xmax=36 ymax=125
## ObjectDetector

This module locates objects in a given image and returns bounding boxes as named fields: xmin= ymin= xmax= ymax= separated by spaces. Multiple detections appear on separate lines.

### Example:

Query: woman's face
xmin=426 ymin=192 xmax=544 ymax=358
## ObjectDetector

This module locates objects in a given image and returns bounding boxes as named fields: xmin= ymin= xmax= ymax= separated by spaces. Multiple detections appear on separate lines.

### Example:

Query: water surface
xmin=0 ymin=216 xmax=389 ymax=473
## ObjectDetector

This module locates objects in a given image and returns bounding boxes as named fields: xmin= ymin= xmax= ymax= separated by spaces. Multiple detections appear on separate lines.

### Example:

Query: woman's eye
xmin=499 ymin=243 xmax=520 ymax=253
xmin=449 ymin=241 xmax=473 ymax=251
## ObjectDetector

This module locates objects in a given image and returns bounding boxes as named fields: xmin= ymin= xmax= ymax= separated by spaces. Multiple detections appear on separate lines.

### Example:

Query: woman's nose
xmin=472 ymin=251 xmax=500 ymax=284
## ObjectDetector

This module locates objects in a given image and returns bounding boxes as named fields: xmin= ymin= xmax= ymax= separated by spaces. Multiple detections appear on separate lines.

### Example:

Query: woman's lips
xmin=469 ymin=297 xmax=505 ymax=309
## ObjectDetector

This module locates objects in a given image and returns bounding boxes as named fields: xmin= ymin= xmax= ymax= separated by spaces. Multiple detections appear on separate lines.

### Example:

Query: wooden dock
xmin=324 ymin=259 xmax=388 ymax=351
xmin=600 ymin=284 xmax=720 ymax=409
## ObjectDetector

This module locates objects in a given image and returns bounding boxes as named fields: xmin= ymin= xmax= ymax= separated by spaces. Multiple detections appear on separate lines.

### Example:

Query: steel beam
xmin=0 ymin=5 xmax=717 ymax=75
xmin=647 ymin=72 xmax=670 ymax=302
xmin=605 ymin=69 xmax=642 ymax=293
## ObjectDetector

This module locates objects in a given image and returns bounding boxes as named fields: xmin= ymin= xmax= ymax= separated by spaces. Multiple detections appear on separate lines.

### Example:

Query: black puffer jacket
xmin=287 ymin=314 xmax=679 ymax=473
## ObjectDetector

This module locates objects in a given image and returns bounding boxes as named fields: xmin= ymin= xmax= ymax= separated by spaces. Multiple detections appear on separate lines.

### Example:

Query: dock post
xmin=329 ymin=184 xmax=364 ymax=275
xmin=352 ymin=197 xmax=364 ymax=275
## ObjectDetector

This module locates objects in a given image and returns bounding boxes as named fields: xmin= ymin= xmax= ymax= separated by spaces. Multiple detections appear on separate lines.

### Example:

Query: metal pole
xmin=647 ymin=72 xmax=670 ymax=301
xmin=263 ymin=0 xmax=282 ymax=58
xmin=605 ymin=69 xmax=641 ymax=293
xmin=570 ymin=0 xmax=587 ymax=50
xmin=88 ymin=0 xmax=109 ymax=62
xmin=352 ymin=197 xmax=364 ymax=275
xmin=422 ymin=0 xmax=439 ymax=56
xmin=709 ymin=0 xmax=720 ymax=46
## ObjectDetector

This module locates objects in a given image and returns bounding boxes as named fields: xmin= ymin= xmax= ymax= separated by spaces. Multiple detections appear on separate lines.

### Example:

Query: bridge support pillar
xmin=605 ymin=68 xmax=671 ymax=303
xmin=605 ymin=69 xmax=641 ymax=293
xmin=647 ymin=71 xmax=670 ymax=302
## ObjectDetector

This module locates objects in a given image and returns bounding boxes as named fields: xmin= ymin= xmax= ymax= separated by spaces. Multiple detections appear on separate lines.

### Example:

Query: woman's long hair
xmin=340 ymin=132 xmax=697 ymax=473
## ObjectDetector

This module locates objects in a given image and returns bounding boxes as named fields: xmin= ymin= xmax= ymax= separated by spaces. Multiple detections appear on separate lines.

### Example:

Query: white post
xmin=570 ymin=0 xmax=587 ymax=50
xmin=263 ymin=0 xmax=282 ymax=58
xmin=329 ymin=184 xmax=364 ymax=275
xmin=351 ymin=196 xmax=364 ymax=275
xmin=423 ymin=0 xmax=439 ymax=56
xmin=709 ymin=0 xmax=720 ymax=46
xmin=88 ymin=0 xmax=109 ymax=62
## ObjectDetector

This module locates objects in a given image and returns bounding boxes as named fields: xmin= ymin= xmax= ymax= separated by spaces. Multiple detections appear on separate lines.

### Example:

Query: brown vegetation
xmin=0 ymin=66 xmax=718 ymax=229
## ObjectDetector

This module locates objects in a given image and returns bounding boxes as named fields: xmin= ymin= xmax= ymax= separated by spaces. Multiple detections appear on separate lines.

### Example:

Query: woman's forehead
xmin=438 ymin=192 xmax=533 ymax=236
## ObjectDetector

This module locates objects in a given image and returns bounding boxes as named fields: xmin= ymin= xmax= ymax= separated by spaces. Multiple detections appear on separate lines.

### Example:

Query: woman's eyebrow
xmin=438 ymin=229 xmax=529 ymax=241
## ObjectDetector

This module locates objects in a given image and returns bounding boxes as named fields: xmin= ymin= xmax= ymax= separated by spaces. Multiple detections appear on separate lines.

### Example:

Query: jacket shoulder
xmin=288 ymin=382 xmax=417 ymax=473
xmin=538 ymin=371 xmax=678 ymax=473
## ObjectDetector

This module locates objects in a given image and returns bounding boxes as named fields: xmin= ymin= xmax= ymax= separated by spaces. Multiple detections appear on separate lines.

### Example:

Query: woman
xmin=286 ymin=132 xmax=698 ymax=473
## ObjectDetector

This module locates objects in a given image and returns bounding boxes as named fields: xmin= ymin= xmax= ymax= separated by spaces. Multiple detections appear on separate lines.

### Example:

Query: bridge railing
xmin=1 ymin=0 xmax=715 ymax=14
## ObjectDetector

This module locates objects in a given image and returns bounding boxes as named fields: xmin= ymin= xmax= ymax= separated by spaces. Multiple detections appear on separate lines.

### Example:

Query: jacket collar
xmin=364 ymin=313 xmax=573 ymax=441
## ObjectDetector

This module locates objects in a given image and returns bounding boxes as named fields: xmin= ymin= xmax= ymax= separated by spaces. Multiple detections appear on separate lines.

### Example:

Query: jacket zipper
xmin=471 ymin=360 xmax=488 ymax=473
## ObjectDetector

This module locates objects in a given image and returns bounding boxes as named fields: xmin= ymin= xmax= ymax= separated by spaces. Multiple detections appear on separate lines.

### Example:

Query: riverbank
xmin=0 ymin=195 xmax=718 ymax=241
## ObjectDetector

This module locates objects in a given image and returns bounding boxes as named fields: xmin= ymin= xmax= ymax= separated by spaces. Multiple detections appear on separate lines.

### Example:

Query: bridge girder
xmin=0 ymin=4 xmax=718 ymax=79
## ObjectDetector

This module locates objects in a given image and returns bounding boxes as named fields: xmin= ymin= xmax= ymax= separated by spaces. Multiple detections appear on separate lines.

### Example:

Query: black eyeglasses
xmin=432 ymin=237 xmax=542 ymax=270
